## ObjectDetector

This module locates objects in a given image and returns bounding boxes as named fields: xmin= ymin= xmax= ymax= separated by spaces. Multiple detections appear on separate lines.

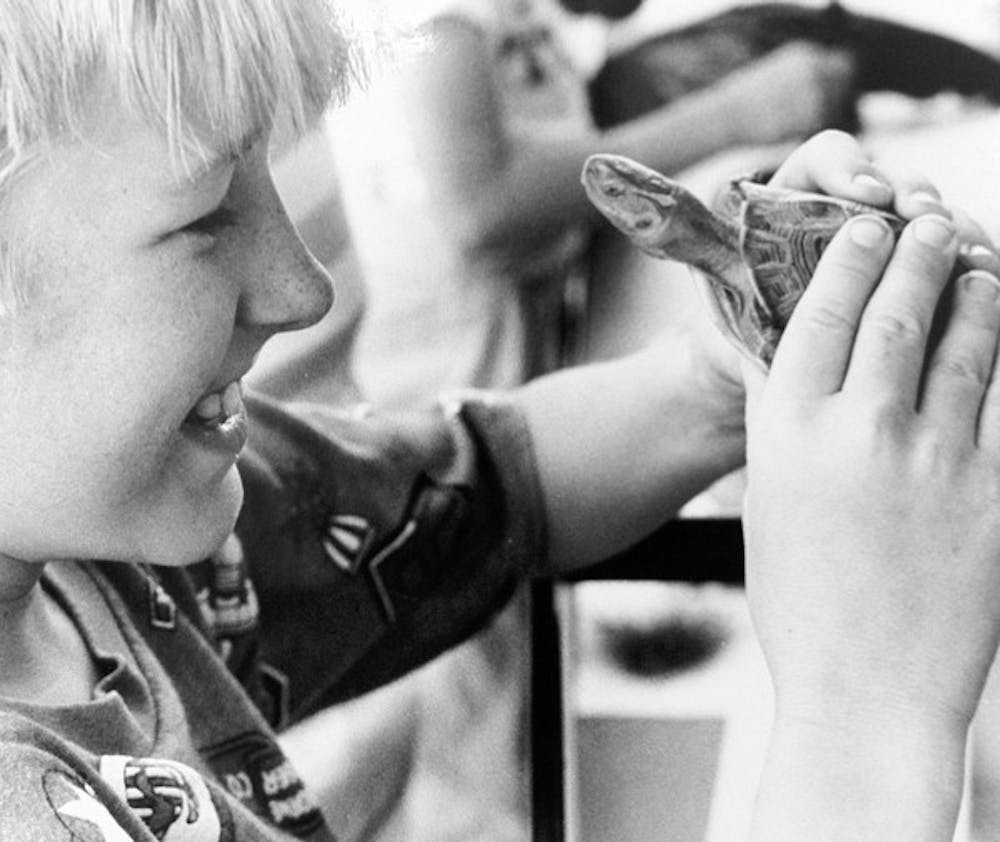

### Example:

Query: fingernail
xmin=960 ymin=243 xmax=1000 ymax=274
xmin=848 ymin=215 xmax=890 ymax=247
xmin=913 ymin=215 xmax=955 ymax=248
xmin=852 ymin=172 xmax=892 ymax=197
xmin=962 ymin=270 xmax=1000 ymax=302
xmin=909 ymin=190 xmax=952 ymax=218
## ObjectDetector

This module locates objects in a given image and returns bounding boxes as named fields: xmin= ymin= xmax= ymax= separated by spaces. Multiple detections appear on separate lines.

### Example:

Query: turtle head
xmin=581 ymin=154 xmax=687 ymax=258
xmin=581 ymin=154 xmax=738 ymax=274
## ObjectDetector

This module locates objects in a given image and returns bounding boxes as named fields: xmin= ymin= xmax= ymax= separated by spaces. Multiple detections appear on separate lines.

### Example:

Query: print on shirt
xmin=204 ymin=731 xmax=324 ymax=837
xmin=321 ymin=513 xmax=375 ymax=574
xmin=99 ymin=756 xmax=221 ymax=842
xmin=43 ymin=769 xmax=131 ymax=842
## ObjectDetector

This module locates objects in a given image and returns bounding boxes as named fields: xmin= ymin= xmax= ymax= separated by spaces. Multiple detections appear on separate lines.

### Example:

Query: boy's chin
xmin=148 ymin=521 xmax=238 ymax=567
xmin=141 ymin=474 xmax=244 ymax=567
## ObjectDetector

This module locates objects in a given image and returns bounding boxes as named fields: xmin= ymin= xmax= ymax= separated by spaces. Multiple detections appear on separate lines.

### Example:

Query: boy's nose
xmin=237 ymin=184 xmax=334 ymax=335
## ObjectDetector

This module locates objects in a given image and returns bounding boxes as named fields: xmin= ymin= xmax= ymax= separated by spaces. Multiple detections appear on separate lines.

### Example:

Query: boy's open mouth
xmin=184 ymin=381 xmax=244 ymax=429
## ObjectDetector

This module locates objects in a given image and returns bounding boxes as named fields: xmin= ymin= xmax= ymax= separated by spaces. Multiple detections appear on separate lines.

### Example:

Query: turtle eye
xmin=603 ymin=183 xmax=625 ymax=198
xmin=635 ymin=217 xmax=653 ymax=230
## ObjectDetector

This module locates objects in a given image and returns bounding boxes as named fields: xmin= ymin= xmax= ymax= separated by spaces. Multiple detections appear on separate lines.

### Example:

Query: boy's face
xmin=0 ymin=106 xmax=333 ymax=567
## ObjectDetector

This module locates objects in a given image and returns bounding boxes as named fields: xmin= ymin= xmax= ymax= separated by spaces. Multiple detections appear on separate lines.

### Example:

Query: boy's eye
xmin=183 ymin=206 xmax=238 ymax=237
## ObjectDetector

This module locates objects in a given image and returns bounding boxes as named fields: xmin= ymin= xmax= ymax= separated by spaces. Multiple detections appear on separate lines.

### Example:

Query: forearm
xmin=454 ymin=87 xmax=747 ymax=262
xmin=516 ymin=333 xmax=745 ymax=571
xmin=752 ymin=712 xmax=967 ymax=842
xmin=454 ymin=100 xmax=738 ymax=267
xmin=404 ymin=18 xmax=746 ymax=272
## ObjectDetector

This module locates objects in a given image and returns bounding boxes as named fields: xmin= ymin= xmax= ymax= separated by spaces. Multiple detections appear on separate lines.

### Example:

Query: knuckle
xmin=863 ymin=397 xmax=907 ymax=432
xmin=928 ymin=350 xmax=991 ymax=388
xmin=864 ymin=308 xmax=926 ymax=345
xmin=798 ymin=300 xmax=857 ymax=335
xmin=913 ymin=428 xmax=954 ymax=473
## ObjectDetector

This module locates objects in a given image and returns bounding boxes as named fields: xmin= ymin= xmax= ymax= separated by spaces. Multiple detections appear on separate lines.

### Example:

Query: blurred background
xmin=262 ymin=2 xmax=1000 ymax=840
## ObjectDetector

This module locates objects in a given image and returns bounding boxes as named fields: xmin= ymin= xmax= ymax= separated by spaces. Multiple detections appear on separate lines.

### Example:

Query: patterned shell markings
xmin=580 ymin=153 xmax=927 ymax=368
xmin=733 ymin=182 xmax=905 ymax=332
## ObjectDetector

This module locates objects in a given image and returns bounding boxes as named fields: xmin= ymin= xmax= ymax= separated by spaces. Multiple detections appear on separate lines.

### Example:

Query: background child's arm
xmin=392 ymin=18 xmax=855 ymax=274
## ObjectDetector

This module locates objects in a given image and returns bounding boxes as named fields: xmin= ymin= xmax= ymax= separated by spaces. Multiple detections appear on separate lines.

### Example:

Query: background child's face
xmin=0 ymin=107 xmax=333 ymax=567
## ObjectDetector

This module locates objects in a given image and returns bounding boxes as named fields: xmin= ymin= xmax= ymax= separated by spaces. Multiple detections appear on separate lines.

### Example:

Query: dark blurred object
xmin=558 ymin=0 xmax=644 ymax=21
xmin=590 ymin=2 xmax=1000 ymax=129
xmin=563 ymin=518 xmax=745 ymax=584
xmin=600 ymin=614 xmax=729 ymax=678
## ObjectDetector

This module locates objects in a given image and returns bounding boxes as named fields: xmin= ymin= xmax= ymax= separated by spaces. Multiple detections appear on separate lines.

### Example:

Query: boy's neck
xmin=0 ymin=559 xmax=102 ymax=706
xmin=0 ymin=554 xmax=46 ymax=606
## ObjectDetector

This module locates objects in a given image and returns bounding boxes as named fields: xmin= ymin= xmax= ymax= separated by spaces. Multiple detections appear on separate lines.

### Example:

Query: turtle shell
xmin=719 ymin=178 xmax=907 ymax=366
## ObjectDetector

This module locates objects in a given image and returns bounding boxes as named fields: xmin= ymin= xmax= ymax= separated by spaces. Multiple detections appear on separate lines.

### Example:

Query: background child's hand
xmin=719 ymin=43 xmax=856 ymax=147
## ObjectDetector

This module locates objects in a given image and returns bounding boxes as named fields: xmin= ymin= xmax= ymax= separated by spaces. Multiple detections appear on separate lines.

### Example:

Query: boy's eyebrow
xmin=174 ymin=128 xmax=263 ymax=187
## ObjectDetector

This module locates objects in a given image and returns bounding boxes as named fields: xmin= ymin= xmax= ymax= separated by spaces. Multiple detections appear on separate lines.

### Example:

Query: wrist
xmin=675 ymin=329 xmax=746 ymax=444
xmin=751 ymin=708 xmax=968 ymax=842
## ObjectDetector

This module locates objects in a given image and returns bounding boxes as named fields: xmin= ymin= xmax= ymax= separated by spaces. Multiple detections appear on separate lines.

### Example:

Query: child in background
xmin=0 ymin=3 xmax=997 ymax=842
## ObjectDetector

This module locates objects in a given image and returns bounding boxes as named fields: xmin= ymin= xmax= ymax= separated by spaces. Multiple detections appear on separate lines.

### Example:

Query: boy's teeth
xmin=190 ymin=380 xmax=244 ymax=424
xmin=194 ymin=392 xmax=223 ymax=421
xmin=221 ymin=381 xmax=243 ymax=417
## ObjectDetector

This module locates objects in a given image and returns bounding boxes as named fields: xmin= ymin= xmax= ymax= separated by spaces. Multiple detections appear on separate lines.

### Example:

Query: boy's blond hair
xmin=0 ymin=0 xmax=386 ymax=313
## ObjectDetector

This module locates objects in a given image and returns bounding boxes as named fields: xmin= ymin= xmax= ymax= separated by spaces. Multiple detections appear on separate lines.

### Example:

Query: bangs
xmin=0 ymin=0 xmax=388 ymax=175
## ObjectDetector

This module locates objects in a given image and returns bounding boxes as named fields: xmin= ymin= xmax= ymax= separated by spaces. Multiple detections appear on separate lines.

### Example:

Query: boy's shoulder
xmin=238 ymin=390 xmax=544 ymax=579
xmin=232 ymin=391 xmax=546 ymax=706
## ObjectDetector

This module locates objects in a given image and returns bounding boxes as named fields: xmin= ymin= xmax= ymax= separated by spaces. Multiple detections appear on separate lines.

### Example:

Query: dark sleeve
xmin=235 ymin=391 xmax=547 ymax=719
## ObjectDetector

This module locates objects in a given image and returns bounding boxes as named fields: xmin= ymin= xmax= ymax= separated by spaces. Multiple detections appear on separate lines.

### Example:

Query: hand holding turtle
xmin=743 ymin=184 xmax=1000 ymax=839
xmin=581 ymin=130 xmax=999 ymax=369
xmin=769 ymin=130 xmax=1000 ymax=268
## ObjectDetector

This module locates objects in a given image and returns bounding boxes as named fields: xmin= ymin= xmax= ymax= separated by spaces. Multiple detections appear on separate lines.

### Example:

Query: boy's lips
xmin=181 ymin=379 xmax=249 ymax=457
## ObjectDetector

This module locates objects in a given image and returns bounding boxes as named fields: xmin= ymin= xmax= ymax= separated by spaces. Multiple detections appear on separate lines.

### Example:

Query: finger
xmin=952 ymin=207 xmax=1000 ymax=276
xmin=961 ymin=242 xmax=1000 ymax=279
xmin=953 ymin=207 xmax=994 ymax=248
xmin=920 ymin=271 xmax=1000 ymax=439
xmin=768 ymin=214 xmax=894 ymax=396
xmin=871 ymin=158 xmax=952 ymax=221
xmin=769 ymin=130 xmax=894 ymax=207
xmin=977 ymin=304 xmax=1000 ymax=452
xmin=843 ymin=215 xmax=959 ymax=407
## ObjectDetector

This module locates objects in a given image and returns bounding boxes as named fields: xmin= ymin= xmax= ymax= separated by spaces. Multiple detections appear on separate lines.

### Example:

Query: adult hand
xmin=744 ymin=187 xmax=1000 ymax=734
xmin=742 ymin=131 xmax=1000 ymax=839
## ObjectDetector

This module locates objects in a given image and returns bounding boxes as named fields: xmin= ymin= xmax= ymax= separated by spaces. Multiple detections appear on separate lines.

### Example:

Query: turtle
xmin=580 ymin=152 xmax=913 ymax=368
